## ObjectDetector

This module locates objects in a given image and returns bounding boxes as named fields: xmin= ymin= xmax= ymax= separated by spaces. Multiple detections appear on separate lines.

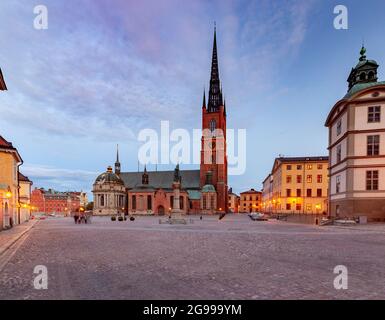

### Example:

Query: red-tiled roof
xmin=0 ymin=135 xmax=23 ymax=163
xmin=0 ymin=68 xmax=7 ymax=91
xmin=0 ymin=135 xmax=12 ymax=147
xmin=18 ymin=172 xmax=32 ymax=183
xmin=240 ymin=189 xmax=262 ymax=194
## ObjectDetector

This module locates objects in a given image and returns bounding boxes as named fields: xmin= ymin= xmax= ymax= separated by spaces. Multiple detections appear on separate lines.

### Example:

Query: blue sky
xmin=1 ymin=0 xmax=385 ymax=197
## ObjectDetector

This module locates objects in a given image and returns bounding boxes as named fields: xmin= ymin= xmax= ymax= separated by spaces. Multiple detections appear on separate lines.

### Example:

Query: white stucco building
xmin=325 ymin=47 xmax=385 ymax=221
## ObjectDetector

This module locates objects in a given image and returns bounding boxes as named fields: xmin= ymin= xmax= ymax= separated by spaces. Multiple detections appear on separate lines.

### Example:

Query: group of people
xmin=73 ymin=212 xmax=90 ymax=224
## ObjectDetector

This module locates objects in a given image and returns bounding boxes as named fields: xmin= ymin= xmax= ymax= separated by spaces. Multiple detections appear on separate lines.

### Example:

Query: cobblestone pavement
xmin=1 ymin=215 xmax=385 ymax=300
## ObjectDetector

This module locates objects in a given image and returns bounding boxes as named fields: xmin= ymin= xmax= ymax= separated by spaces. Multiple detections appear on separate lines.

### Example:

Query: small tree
xmin=86 ymin=202 xmax=94 ymax=211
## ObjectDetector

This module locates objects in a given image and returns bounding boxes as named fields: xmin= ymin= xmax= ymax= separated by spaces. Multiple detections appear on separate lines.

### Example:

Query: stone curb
xmin=0 ymin=220 xmax=39 ymax=257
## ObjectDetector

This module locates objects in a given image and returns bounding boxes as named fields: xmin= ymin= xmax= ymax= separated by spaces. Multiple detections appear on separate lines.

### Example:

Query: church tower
xmin=200 ymin=25 xmax=228 ymax=213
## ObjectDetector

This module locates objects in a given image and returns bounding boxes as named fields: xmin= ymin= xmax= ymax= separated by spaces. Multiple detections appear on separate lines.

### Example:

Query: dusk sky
xmin=1 ymin=0 xmax=385 ymax=198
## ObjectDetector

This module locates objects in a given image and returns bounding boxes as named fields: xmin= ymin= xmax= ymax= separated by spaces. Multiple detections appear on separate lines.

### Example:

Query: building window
xmin=317 ymin=189 xmax=322 ymax=197
xmin=306 ymin=175 xmax=312 ymax=183
xmin=287 ymin=165 xmax=292 ymax=170
xmin=317 ymin=164 xmax=323 ymax=170
xmin=286 ymin=203 xmax=291 ymax=210
xmin=209 ymin=119 xmax=216 ymax=133
xmin=286 ymin=175 xmax=292 ymax=183
xmin=336 ymin=145 xmax=342 ymax=163
xmin=297 ymin=175 xmax=302 ymax=183
xmin=317 ymin=175 xmax=323 ymax=183
xmin=306 ymin=164 xmax=313 ymax=170
xmin=368 ymin=106 xmax=381 ymax=123
xmin=296 ymin=189 xmax=301 ymax=197
xmin=306 ymin=204 xmax=312 ymax=211
xmin=100 ymin=195 xmax=104 ymax=207
xmin=296 ymin=203 xmax=301 ymax=211
xmin=337 ymin=119 xmax=342 ymax=136
xmin=306 ymin=189 xmax=312 ymax=197
xmin=147 ymin=195 xmax=152 ymax=210
xmin=286 ymin=189 xmax=291 ymax=197
xmin=366 ymin=170 xmax=379 ymax=191
xmin=170 ymin=196 xmax=174 ymax=209
xmin=297 ymin=165 xmax=302 ymax=170
xmin=132 ymin=195 xmax=136 ymax=210
xmin=367 ymin=135 xmax=380 ymax=156
xmin=336 ymin=176 xmax=341 ymax=194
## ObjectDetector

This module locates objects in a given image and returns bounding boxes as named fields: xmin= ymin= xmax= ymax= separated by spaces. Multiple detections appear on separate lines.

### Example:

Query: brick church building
xmin=93 ymin=27 xmax=228 ymax=216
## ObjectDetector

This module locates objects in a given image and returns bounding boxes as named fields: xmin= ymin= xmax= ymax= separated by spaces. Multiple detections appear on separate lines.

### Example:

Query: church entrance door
xmin=157 ymin=206 xmax=165 ymax=216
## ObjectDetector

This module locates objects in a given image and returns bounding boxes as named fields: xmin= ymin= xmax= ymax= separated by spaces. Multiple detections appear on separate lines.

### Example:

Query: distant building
xmin=325 ymin=47 xmax=385 ymax=221
xmin=239 ymin=189 xmax=262 ymax=213
xmin=262 ymin=157 xmax=329 ymax=215
xmin=228 ymin=188 xmax=240 ymax=213
xmin=18 ymin=172 xmax=32 ymax=223
xmin=262 ymin=174 xmax=273 ymax=213
xmin=0 ymin=135 xmax=23 ymax=229
xmin=31 ymin=188 xmax=81 ymax=215
xmin=93 ymin=166 xmax=126 ymax=216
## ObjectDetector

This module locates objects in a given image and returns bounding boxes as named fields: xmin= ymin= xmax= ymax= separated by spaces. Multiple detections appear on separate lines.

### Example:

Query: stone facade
xmin=325 ymin=47 xmax=385 ymax=221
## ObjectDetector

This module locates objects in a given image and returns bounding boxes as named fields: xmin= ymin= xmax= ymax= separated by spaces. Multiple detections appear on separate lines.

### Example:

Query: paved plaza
xmin=1 ymin=215 xmax=385 ymax=299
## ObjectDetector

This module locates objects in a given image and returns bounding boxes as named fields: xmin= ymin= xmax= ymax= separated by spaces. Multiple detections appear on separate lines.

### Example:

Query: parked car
xmin=249 ymin=212 xmax=268 ymax=221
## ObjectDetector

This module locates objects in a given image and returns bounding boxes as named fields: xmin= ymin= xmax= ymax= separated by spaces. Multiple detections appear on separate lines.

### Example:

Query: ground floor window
xmin=366 ymin=170 xmax=379 ymax=190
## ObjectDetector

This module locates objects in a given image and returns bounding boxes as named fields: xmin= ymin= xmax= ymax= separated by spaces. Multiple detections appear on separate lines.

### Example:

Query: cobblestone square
xmin=1 ymin=215 xmax=385 ymax=300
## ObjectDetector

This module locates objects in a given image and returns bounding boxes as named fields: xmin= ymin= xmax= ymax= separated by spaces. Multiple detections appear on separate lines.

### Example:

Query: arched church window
xmin=147 ymin=195 xmax=152 ymax=210
xmin=368 ymin=71 xmax=375 ymax=80
xmin=360 ymin=72 xmax=366 ymax=81
xmin=132 ymin=195 xmax=136 ymax=210
xmin=209 ymin=119 xmax=216 ymax=133
xmin=100 ymin=195 xmax=104 ymax=207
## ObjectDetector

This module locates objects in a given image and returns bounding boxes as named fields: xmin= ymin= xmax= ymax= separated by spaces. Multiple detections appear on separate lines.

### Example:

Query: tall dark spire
xmin=115 ymin=144 xmax=121 ymax=175
xmin=208 ymin=23 xmax=222 ymax=112
xmin=202 ymin=88 xmax=206 ymax=109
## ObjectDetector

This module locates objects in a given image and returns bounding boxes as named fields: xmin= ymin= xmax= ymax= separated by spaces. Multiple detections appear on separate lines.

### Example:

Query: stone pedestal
xmin=169 ymin=181 xmax=187 ymax=224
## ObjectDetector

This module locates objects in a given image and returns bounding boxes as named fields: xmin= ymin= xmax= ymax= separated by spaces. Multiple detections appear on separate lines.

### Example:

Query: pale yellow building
xmin=228 ymin=187 xmax=240 ymax=213
xmin=239 ymin=189 xmax=262 ymax=213
xmin=0 ymin=135 xmax=23 ymax=229
xmin=262 ymin=157 xmax=329 ymax=215
xmin=18 ymin=172 xmax=32 ymax=223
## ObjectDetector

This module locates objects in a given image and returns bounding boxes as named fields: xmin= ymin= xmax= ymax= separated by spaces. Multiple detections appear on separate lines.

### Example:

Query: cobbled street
xmin=1 ymin=215 xmax=385 ymax=300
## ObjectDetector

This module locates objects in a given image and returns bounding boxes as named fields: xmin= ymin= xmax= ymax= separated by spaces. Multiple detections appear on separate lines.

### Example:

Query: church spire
xmin=115 ymin=144 xmax=121 ymax=175
xmin=208 ymin=23 xmax=222 ymax=112
xmin=202 ymin=88 xmax=206 ymax=109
